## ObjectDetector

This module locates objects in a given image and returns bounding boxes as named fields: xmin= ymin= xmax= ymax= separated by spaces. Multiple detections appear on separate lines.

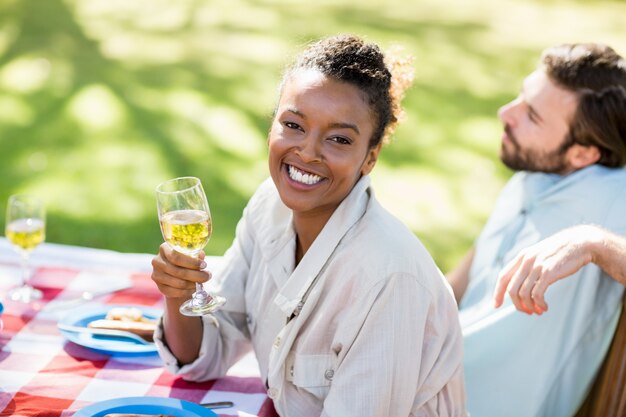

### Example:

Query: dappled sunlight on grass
xmin=0 ymin=95 xmax=34 ymax=126
xmin=1 ymin=0 xmax=625 ymax=270
xmin=164 ymin=91 xmax=266 ymax=159
xmin=0 ymin=56 xmax=51 ymax=93
xmin=28 ymin=140 xmax=167 ymax=219
xmin=67 ymin=84 xmax=126 ymax=128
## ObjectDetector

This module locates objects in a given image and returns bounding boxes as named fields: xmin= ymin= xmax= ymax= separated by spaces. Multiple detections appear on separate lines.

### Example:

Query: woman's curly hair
xmin=282 ymin=34 xmax=414 ymax=148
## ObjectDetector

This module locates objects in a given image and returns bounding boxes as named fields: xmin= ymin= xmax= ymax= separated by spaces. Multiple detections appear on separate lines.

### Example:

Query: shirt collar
xmin=272 ymin=175 xmax=372 ymax=318
xmin=520 ymin=165 xmax=611 ymax=209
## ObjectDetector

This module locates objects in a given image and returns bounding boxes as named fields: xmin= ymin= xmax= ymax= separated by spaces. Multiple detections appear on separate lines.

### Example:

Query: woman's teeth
xmin=288 ymin=165 xmax=322 ymax=185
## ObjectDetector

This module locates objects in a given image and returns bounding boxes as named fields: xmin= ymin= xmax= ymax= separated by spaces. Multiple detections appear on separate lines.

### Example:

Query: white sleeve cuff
xmin=154 ymin=313 xmax=220 ymax=379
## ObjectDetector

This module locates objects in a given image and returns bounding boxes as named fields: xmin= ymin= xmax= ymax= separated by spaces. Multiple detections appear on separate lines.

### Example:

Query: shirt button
xmin=324 ymin=369 xmax=334 ymax=380
xmin=273 ymin=337 xmax=281 ymax=348
xmin=268 ymin=388 xmax=278 ymax=398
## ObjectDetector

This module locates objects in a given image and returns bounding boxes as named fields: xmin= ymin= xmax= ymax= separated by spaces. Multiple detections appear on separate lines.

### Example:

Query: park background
xmin=1 ymin=0 xmax=625 ymax=273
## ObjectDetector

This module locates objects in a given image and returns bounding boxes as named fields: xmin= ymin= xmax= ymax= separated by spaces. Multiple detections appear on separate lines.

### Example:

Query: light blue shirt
xmin=460 ymin=165 xmax=626 ymax=417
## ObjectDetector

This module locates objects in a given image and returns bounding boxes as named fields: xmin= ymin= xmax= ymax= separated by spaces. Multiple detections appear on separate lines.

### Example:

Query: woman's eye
xmin=329 ymin=136 xmax=351 ymax=145
xmin=284 ymin=121 xmax=303 ymax=131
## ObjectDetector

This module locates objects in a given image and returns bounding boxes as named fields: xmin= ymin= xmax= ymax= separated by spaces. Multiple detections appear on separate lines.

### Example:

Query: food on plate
xmin=106 ymin=307 xmax=146 ymax=321
xmin=88 ymin=307 xmax=157 ymax=342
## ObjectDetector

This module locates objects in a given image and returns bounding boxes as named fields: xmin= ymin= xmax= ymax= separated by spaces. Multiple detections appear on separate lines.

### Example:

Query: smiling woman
xmin=269 ymin=71 xmax=380 ymax=259
xmin=150 ymin=34 xmax=466 ymax=417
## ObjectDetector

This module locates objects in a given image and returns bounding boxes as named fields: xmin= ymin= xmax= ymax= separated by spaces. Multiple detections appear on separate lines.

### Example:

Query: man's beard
xmin=499 ymin=125 xmax=573 ymax=174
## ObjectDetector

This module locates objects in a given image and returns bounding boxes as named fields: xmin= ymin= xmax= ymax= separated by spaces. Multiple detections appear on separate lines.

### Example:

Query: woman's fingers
xmin=151 ymin=267 xmax=195 ymax=290
xmin=160 ymin=243 xmax=207 ymax=270
xmin=151 ymin=243 xmax=212 ymax=299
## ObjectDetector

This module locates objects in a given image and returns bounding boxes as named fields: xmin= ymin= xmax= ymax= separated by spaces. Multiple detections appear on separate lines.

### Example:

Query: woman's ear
xmin=361 ymin=143 xmax=383 ymax=176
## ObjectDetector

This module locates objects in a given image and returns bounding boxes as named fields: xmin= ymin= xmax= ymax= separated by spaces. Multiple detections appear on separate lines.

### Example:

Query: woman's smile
xmin=285 ymin=164 xmax=325 ymax=186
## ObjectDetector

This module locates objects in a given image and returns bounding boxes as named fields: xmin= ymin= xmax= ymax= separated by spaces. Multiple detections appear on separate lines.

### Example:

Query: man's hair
xmin=542 ymin=43 xmax=626 ymax=167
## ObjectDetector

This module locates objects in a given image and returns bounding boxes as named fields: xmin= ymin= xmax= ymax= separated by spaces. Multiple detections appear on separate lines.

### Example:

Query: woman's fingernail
xmin=200 ymin=261 xmax=207 ymax=269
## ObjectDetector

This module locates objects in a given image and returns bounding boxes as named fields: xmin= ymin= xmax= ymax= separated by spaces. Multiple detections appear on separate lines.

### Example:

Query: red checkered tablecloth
xmin=0 ymin=239 xmax=277 ymax=417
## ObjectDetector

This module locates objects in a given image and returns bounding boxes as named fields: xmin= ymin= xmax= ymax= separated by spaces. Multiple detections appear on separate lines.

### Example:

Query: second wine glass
xmin=156 ymin=177 xmax=225 ymax=316
xmin=5 ymin=194 xmax=46 ymax=303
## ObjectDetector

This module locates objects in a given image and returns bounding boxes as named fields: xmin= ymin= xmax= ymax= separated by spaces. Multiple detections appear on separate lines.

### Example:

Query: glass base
xmin=179 ymin=293 xmax=226 ymax=316
xmin=8 ymin=285 xmax=43 ymax=303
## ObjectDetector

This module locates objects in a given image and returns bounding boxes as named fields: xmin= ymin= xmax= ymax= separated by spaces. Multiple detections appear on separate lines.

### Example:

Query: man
xmin=447 ymin=43 xmax=626 ymax=417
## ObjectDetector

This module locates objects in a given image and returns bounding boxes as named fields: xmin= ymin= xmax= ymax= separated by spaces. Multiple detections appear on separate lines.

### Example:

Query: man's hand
xmin=493 ymin=226 xmax=597 ymax=314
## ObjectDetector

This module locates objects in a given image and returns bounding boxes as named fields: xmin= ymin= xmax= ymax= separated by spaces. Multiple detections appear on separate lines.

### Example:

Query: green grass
xmin=1 ymin=0 xmax=625 ymax=272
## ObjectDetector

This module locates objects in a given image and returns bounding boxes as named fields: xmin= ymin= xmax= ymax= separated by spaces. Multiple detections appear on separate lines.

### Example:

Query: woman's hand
xmin=151 ymin=243 xmax=208 ymax=364
xmin=151 ymin=243 xmax=211 ymax=300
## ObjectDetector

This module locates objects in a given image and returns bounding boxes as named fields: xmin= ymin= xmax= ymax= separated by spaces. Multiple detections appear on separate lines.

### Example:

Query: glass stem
xmin=192 ymin=282 xmax=210 ymax=307
xmin=191 ymin=253 xmax=208 ymax=300
xmin=20 ymin=252 xmax=31 ymax=288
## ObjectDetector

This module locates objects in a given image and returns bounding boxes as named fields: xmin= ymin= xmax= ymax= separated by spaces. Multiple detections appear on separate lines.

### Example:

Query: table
xmin=0 ymin=238 xmax=277 ymax=417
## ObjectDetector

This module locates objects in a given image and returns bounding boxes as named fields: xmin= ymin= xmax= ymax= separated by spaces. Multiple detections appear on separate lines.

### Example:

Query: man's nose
xmin=497 ymin=99 xmax=519 ymax=125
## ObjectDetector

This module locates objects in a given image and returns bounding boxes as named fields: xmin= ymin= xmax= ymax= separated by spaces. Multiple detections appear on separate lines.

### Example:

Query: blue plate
xmin=74 ymin=396 xmax=218 ymax=417
xmin=58 ymin=304 xmax=162 ymax=355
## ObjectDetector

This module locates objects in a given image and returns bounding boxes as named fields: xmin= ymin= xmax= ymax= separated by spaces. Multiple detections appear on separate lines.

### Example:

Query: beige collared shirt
xmin=155 ymin=176 xmax=466 ymax=417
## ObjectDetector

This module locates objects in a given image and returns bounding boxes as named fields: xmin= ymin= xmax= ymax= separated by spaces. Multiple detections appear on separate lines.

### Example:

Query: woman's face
xmin=268 ymin=69 xmax=380 ymax=219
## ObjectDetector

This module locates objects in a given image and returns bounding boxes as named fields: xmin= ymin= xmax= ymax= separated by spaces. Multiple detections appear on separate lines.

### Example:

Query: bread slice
xmin=88 ymin=319 xmax=156 ymax=341
xmin=87 ymin=307 xmax=157 ymax=342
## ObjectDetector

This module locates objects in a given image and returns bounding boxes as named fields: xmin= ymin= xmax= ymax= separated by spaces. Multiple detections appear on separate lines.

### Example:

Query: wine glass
xmin=156 ymin=177 xmax=225 ymax=316
xmin=5 ymin=194 xmax=46 ymax=303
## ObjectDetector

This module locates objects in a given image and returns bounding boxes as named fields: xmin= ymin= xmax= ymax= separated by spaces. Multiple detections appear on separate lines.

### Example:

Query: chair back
xmin=575 ymin=292 xmax=626 ymax=417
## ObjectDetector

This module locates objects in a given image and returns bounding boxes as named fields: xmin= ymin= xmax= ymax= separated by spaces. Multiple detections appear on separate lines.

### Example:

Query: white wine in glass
xmin=5 ymin=194 xmax=45 ymax=303
xmin=156 ymin=177 xmax=225 ymax=316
